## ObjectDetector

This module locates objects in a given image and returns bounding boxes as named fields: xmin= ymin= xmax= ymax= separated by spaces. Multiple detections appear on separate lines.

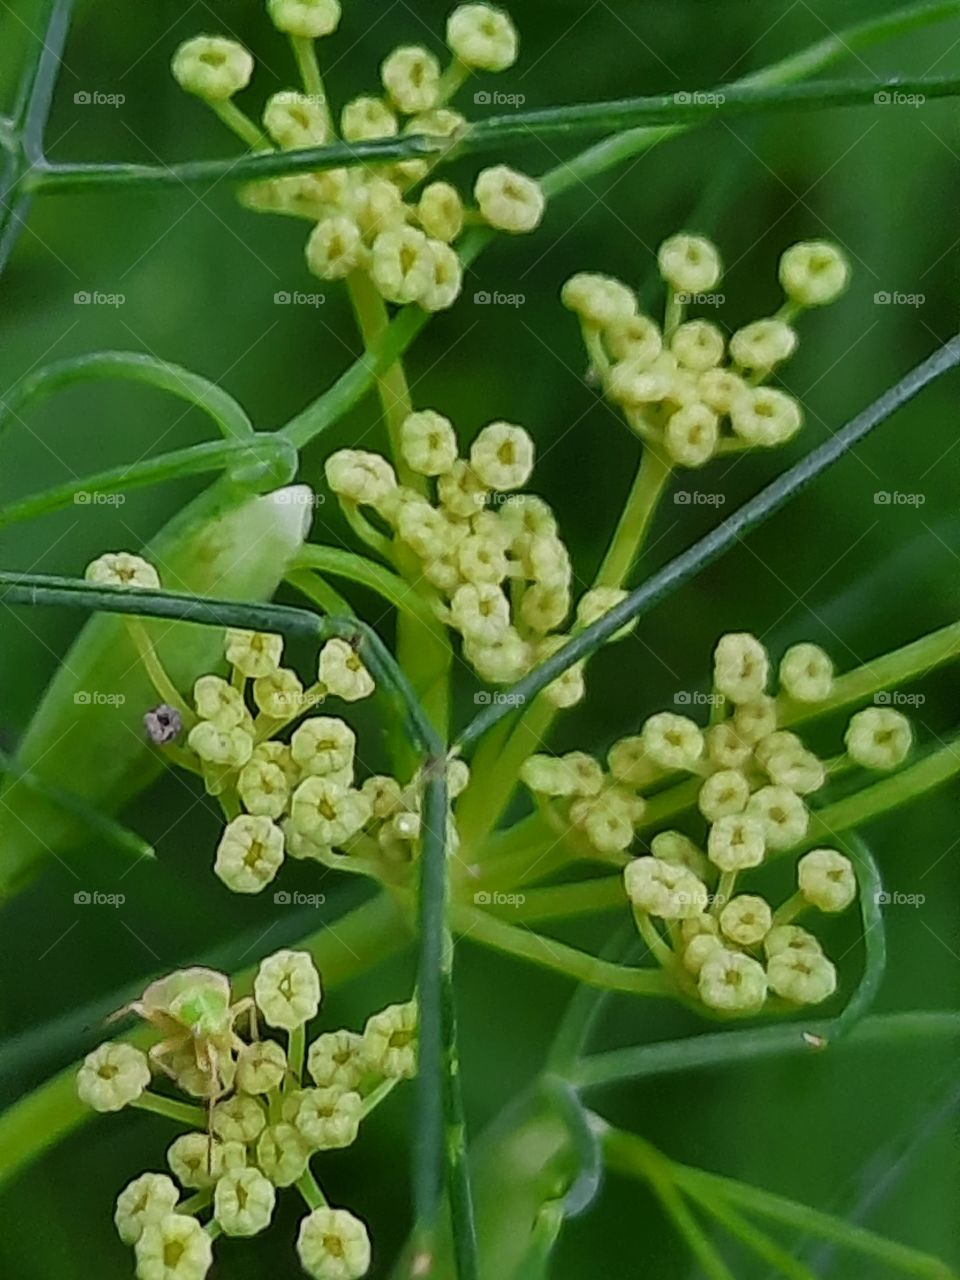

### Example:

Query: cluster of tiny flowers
xmin=85 ymin=551 xmax=466 ymax=894
xmin=522 ymin=632 xmax=914 ymax=1017
xmin=325 ymin=418 xmax=631 ymax=696
xmin=170 ymin=4 xmax=545 ymax=314
xmin=77 ymin=953 xmax=417 ymax=1279
xmin=563 ymin=235 xmax=850 ymax=467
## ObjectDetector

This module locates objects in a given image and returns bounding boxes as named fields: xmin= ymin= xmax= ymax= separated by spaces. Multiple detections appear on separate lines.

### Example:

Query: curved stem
xmin=132 ymin=1092 xmax=206 ymax=1127
xmin=594 ymin=443 xmax=673 ymax=589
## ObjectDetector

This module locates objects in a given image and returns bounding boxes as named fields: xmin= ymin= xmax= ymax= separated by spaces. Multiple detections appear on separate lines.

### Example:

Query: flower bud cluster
xmin=521 ymin=631 xmax=915 ymax=1017
xmin=78 ymin=951 xmax=417 ymax=1279
xmin=171 ymin=5 xmax=543 ymax=316
xmin=562 ymin=236 xmax=850 ymax=468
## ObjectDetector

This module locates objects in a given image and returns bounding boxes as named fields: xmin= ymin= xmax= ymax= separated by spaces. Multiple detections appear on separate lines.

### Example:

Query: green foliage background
xmin=1 ymin=0 xmax=958 ymax=1276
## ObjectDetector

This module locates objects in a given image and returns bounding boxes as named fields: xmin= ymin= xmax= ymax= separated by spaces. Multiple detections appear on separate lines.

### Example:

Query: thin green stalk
xmin=297 ymin=1167 xmax=328 ymax=1210
xmin=489 ymin=876 xmax=625 ymax=923
xmin=211 ymin=100 xmax=269 ymax=150
xmin=288 ymin=1025 xmax=305 ymax=1087
xmin=594 ymin=443 xmax=673 ymax=588
xmin=132 ymin=1092 xmax=206 ymax=1127
xmin=125 ymin=620 xmax=194 ymax=722
xmin=358 ymin=1077 xmax=399 ymax=1120
xmin=451 ymin=904 xmax=670 ymax=997
xmin=292 ymin=546 xmax=440 ymax=630
xmin=287 ymin=568 xmax=356 ymax=618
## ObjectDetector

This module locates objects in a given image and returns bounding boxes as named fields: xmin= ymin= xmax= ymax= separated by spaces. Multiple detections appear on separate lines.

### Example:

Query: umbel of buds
xmin=77 ymin=951 xmax=418 ymax=1279
xmin=523 ymin=631 xmax=914 ymax=1018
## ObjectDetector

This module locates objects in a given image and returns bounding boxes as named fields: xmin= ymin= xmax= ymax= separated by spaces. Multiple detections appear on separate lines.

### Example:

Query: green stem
xmin=286 ymin=568 xmax=356 ymax=618
xmin=297 ymin=1166 xmax=328 ymax=1210
xmin=288 ymin=1025 xmax=305 ymax=1088
xmin=132 ymin=1092 xmax=207 ymax=1127
xmin=682 ymin=1184 xmax=819 ymax=1280
xmin=210 ymin=100 xmax=268 ymax=150
xmin=292 ymin=545 xmax=440 ymax=630
xmin=359 ymin=1076 xmax=399 ymax=1119
xmin=451 ymin=904 xmax=670 ymax=997
xmin=125 ymin=620 xmax=193 ymax=722
xmin=594 ymin=443 xmax=673 ymax=588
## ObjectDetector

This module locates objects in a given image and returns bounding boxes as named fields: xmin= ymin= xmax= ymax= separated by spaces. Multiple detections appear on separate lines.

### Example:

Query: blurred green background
xmin=1 ymin=0 xmax=959 ymax=1276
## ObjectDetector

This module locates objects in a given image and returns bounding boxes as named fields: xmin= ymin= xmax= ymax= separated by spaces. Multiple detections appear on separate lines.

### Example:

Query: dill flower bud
xmin=114 ymin=1174 xmax=180 ymax=1246
xmin=764 ymin=924 xmax=823 ymax=958
xmin=135 ymin=1213 xmax=212 ymax=1280
xmin=255 ymin=949 xmax=322 ymax=1031
xmin=520 ymin=582 xmax=570 ymax=632
xmin=297 ymin=1207 xmax=371 ymax=1280
xmin=604 ymin=314 xmax=663 ymax=366
xmin=236 ymin=1039 xmax=288 ymax=1094
xmin=844 ymin=707 xmax=912 ymax=770
xmin=167 ymin=1134 xmax=223 ymax=1189
xmin=707 ymin=814 xmax=766 ymax=872
xmin=650 ymin=830 xmax=707 ymax=875
xmin=698 ymin=769 xmax=750 ymax=821
xmin=238 ymin=758 xmax=289 ymax=820
xmin=450 ymin=583 xmax=510 ymax=642
xmin=325 ymin=450 xmax=397 ymax=507
xmin=698 ymin=948 xmax=767 ymax=1014
xmin=436 ymin=460 xmax=488 ymax=517
xmin=318 ymin=639 xmax=375 ymax=703
xmin=561 ymin=273 xmax=637 ymax=329
xmin=256 ymin=1122 xmax=311 ymax=1187
xmin=464 ymin=628 xmax=531 ymax=684
xmin=521 ymin=751 xmax=603 ymax=797
xmin=264 ymin=91 xmax=329 ymax=148
xmin=657 ymin=233 xmax=722 ymax=294
xmin=536 ymin=635 xmax=586 ymax=709
xmin=291 ymin=1087 xmax=363 ymax=1149
xmin=226 ymin=629 xmax=283 ymax=679
xmin=745 ymin=785 xmax=808 ymax=851
xmin=732 ymin=695 xmax=778 ymax=744
xmin=683 ymin=933 xmax=724 ymax=976
xmin=307 ymin=217 xmax=366 ymax=281
xmin=215 ymin=1167 xmax=276 ymax=1237
xmin=401 ymin=410 xmax=459 ymax=476
xmin=77 ymin=1042 xmax=150 ymax=1111
xmin=681 ymin=910 xmax=719 ymax=944
xmin=570 ymin=787 xmax=642 ymax=855
xmin=576 ymin=586 xmax=632 ymax=640
xmin=307 ymin=1029 xmax=366 ymax=1090
xmin=714 ymin=632 xmax=769 ymax=704
xmin=253 ymin=667 xmax=305 ymax=720
xmin=212 ymin=1094 xmax=267 ymax=1144
xmin=779 ymin=642 xmax=834 ymax=703
xmin=697 ymin=368 xmax=750 ymax=418
xmin=189 ymin=721 xmax=254 ymax=770
xmin=469 ymin=422 xmax=534 ymax=490
xmin=767 ymin=949 xmax=837 ymax=1005
xmin=719 ymin=894 xmax=772 ymax=947
xmin=381 ymin=46 xmax=441 ymax=115
xmin=291 ymin=777 xmax=371 ymax=845
xmin=607 ymin=355 xmax=676 ymax=409
xmin=706 ymin=723 xmax=752 ymax=770
xmin=641 ymin=712 xmax=704 ymax=772
xmin=415 ymin=182 xmax=464 ymax=244
xmin=171 ymin=36 xmax=253 ymax=102
xmin=340 ymin=95 xmax=398 ymax=142
xmin=85 ymin=551 xmax=160 ymax=590
xmin=624 ymin=856 xmax=708 ymax=919
xmin=267 ymin=0 xmax=342 ymax=39
xmin=523 ymin=533 xmax=572 ymax=588
xmin=757 ymin=738 xmax=825 ymax=796
xmin=779 ymin=240 xmax=850 ymax=308
xmin=475 ymin=166 xmax=546 ymax=234
xmin=422 ymin=241 xmax=464 ymax=312
xmin=798 ymin=848 xmax=856 ymax=913
xmin=363 ymin=1001 xmax=417 ymax=1078
xmin=291 ymin=717 xmax=355 ymax=777
xmin=215 ymin=815 xmax=284 ymax=893
xmin=729 ymin=319 xmax=797 ymax=373
xmin=606 ymin=736 xmax=647 ymax=787
xmin=194 ymin=675 xmax=246 ymax=728
xmin=458 ymin=531 xmax=510 ymax=585
xmin=351 ymin=178 xmax=406 ymax=241
xmin=670 ymin=320 xmax=725 ymax=372
xmin=447 ymin=4 xmax=518 ymax=71
xmin=731 ymin=387 xmax=803 ymax=447
xmin=665 ymin=402 xmax=719 ymax=468
xmin=370 ymin=226 xmax=436 ymax=305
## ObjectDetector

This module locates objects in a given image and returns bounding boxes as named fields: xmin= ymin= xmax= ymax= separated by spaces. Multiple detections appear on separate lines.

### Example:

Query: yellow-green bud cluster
xmin=79 ymin=952 xmax=415 ymax=1280
xmin=521 ymin=631 xmax=915 ymax=1018
xmin=563 ymin=235 xmax=850 ymax=467
xmin=172 ymin=6 xmax=542 ymax=316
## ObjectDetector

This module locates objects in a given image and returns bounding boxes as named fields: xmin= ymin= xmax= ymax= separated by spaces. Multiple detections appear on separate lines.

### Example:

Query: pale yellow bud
xmin=719 ymin=894 xmax=772 ymax=947
xmin=779 ymin=240 xmax=850 ymax=308
xmin=778 ymin=642 xmax=834 ymax=703
xmin=698 ymin=948 xmax=767 ymax=1014
xmin=475 ymin=166 xmax=545 ymax=234
xmin=658 ymin=233 xmax=722 ymax=294
xmin=171 ymin=36 xmax=253 ymax=102
xmin=798 ymin=848 xmax=856 ymax=913
xmin=844 ymin=707 xmax=912 ymax=770
xmin=447 ymin=4 xmax=518 ymax=71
